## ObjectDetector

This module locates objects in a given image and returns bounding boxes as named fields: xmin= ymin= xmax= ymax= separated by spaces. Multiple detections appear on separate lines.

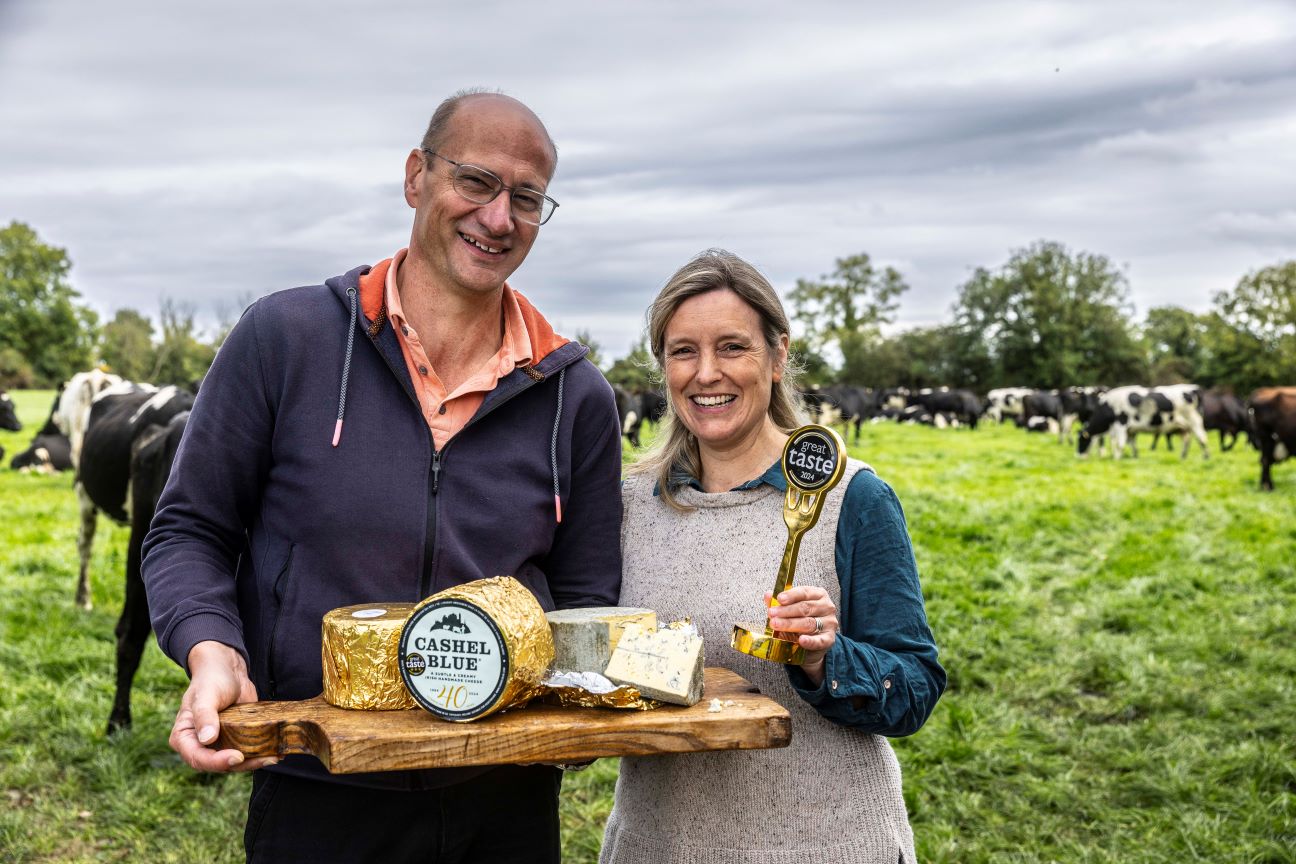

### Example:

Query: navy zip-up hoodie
xmin=142 ymin=264 xmax=623 ymax=790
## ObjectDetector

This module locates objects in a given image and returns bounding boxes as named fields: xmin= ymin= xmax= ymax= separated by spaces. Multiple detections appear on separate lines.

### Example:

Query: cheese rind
xmin=545 ymin=607 xmax=657 ymax=673
xmin=603 ymin=623 xmax=704 ymax=706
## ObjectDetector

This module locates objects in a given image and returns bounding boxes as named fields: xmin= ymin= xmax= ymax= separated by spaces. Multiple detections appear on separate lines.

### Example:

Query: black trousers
xmin=244 ymin=765 xmax=563 ymax=863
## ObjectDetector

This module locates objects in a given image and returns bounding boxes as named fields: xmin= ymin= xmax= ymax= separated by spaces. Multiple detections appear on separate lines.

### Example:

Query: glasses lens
xmin=510 ymin=190 xmax=551 ymax=225
xmin=452 ymin=165 xmax=502 ymax=204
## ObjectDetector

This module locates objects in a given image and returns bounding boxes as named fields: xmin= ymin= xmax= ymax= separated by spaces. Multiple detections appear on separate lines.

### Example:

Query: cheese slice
xmin=546 ymin=607 xmax=657 ymax=674
xmin=603 ymin=623 xmax=704 ymax=706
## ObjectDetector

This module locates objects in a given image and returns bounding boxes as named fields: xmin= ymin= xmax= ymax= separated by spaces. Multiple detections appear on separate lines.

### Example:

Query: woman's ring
xmin=812 ymin=616 xmax=823 ymax=635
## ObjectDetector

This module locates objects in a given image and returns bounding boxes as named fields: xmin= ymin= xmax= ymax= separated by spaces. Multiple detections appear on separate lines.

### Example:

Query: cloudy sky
xmin=3 ymin=0 xmax=1295 ymax=360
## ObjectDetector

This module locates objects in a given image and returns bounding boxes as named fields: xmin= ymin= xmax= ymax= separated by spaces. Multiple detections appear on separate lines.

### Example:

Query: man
xmin=142 ymin=90 xmax=623 ymax=863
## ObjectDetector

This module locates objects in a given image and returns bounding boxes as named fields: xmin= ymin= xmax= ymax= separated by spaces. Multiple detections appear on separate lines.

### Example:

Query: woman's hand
xmin=766 ymin=586 xmax=837 ymax=687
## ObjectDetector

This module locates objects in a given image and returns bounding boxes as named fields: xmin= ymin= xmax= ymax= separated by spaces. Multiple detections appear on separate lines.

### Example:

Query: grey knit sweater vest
xmin=601 ymin=459 xmax=917 ymax=864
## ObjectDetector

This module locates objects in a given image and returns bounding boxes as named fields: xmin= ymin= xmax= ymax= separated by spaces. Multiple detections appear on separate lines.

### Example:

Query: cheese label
xmin=351 ymin=608 xmax=387 ymax=619
xmin=399 ymin=599 xmax=508 ymax=719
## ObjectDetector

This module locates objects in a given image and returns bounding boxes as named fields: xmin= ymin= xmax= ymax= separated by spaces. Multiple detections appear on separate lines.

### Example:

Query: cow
xmin=0 ymin=390 xmax=21 ymax=431
xmin=73 ymin=382 xmax=194 ymax=731
xmin=1248 ymin=387 xmax=1296 ymax=491
xmin=913 ymin=388 xmax=982 ymax=429
xmin=985 ymin=387 xmax=1033 ymax=424
xmin=613 ymin=385 xmax=642 ymax=447
xmin=1200 ymin=390 xmax=1249 ymax=452
xmin=614 ymin=387 xmax=668 ymax=448
xmin=807 ymin=384 xmax=875 ymax=442
xmin=10 ymin=394 xmax=73 ymax=472
xmin=1077 ymin=384 xmax=1209 ymax=460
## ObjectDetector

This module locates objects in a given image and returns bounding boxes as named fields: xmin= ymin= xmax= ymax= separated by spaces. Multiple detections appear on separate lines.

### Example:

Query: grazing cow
xmin=1077 ymin=384 xmax=1209 ymax=460
xmin=0 ymin=390 xmax=21 ymax=431
xmin=1248 ymin=387 xmax=1296 ymax=491
xmin=10 ymin=395 xmax=73 ymax=472
xmin=985 ymin=387 xmax=1032 ymax=424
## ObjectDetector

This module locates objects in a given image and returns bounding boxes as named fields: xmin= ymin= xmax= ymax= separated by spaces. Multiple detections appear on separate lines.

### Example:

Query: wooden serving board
xmin=217 ymin=667 xmax=790 ymax=774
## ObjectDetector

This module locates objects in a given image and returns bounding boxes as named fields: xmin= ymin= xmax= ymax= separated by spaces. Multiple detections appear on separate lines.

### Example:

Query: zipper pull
xmin=432 ymin=451 xmax=441 ymax=495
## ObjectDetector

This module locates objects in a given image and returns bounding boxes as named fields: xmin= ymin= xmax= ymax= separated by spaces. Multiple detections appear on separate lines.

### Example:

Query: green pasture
xmin=1 ymin=389 xmax=1293 ymax=862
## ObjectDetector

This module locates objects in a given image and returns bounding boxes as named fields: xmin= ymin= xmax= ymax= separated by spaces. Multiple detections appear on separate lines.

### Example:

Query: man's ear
xmin=404 ymin=149 xmax=425 ymax=208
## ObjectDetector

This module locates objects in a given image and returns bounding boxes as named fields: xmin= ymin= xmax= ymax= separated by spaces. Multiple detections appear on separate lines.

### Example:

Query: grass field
xmin=2 ymin=388 xmax=1293 ymax=862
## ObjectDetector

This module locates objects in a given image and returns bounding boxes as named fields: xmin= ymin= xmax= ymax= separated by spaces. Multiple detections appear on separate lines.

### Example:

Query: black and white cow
xmin=0 ymin=390 xmax=21 ymax=432
xmin=912 ymin=388 xmax=982 ymax=429
xmin=985 ymin=387 xmax=1032 ymax=424
xmin=612 ymin=385 xmax=642 ymax=447
xmin=807 ymin=384 xmax=876 ymax=442
xmin=59 ymin=378 xmax=191 ymax=609
xmin=1077 ymin=384 xmax=1209 ymax=460
xmin=76 ymin=382 xmax=194 ymax=730
xmin=1248 ymin=387 xmax=1296 ymax=491
xmin=9 ymin=394 xmax=73 ymax=472
xmin=615 ymin=387 xmax=668 ymax=448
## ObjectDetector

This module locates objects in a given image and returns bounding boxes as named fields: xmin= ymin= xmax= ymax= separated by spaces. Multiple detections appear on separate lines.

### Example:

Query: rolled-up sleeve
xmin=788 ymin=470 xmax=945 ymax=736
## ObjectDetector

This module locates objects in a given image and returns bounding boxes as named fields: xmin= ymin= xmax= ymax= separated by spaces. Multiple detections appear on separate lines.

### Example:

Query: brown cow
xmin=1248 ymin=387 xmax=1296 ymax=491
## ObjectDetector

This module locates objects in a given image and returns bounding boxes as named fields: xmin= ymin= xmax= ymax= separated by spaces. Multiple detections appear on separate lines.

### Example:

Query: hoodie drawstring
xmin=333 ymin=286 xmax=358 ymax=447
xmin=550 ymin=368 xmax=566 ymax=523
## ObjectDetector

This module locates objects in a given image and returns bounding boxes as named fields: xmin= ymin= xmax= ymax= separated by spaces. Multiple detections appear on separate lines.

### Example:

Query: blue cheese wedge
xmin=545 ymin=607 xmax=656 ymax=674
xmin=602 ymin=623 xmax=704 ymax=706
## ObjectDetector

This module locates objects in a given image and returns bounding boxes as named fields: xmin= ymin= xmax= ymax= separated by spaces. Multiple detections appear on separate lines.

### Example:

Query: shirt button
xmin=830 ymin=680 xmax=838 ymax=691
xmin=883 ymin=679 xmax=892 ymax=690
xmin=438 ymin=405 xmax=447 ymax=415
xmin=418 ymin=365 xmax=428 ymax=375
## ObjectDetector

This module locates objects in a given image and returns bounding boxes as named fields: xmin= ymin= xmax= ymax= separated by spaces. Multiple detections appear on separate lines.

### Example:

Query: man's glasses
xmin=422 ymin=149 xmax=559 ymax=226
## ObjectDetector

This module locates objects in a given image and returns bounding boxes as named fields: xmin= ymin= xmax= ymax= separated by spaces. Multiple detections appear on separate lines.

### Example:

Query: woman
xmin=602 ymin=250 xmax=945 ymax=864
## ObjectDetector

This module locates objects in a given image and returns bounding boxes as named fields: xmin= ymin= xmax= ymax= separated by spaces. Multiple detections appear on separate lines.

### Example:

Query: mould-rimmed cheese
xmin=398 ymin=576 xmax=554 ymax=722
xmin=545 ymin=606 xmax=657 ymax=674
xmin=321 ymin=604 xmax=418 ymax=710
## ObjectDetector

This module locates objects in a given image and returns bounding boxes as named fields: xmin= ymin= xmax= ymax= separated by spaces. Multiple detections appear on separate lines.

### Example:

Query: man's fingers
xmin=188 ymin=684 xmax=226 ymax=746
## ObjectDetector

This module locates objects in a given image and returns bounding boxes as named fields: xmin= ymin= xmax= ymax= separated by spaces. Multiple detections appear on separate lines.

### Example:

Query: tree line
xmin=3 ymin=220 xmax=1293 ymax=395
xmin=1 ymin=221 xmax=237 ymax=389
xmin=605 ymin=241 xmax=1295 ymax=397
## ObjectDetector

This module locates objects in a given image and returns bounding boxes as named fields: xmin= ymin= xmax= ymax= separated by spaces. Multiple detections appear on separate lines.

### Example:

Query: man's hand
xmin=170 ymin=641 xmax=276 ymax=773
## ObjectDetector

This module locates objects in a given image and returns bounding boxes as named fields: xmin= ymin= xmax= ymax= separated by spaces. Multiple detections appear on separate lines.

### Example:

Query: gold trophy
xmin=732 ymin=424 xmax=847 ymax=665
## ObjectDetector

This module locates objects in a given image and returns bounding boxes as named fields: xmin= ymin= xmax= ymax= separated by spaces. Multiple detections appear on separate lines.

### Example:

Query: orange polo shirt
xmin=363 ymin=249 xmax=533 ymax=450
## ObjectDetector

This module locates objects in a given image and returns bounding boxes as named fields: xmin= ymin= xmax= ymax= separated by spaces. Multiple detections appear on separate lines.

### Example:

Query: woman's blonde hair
xmin=628 ymin=249 xmax=806 ymax=511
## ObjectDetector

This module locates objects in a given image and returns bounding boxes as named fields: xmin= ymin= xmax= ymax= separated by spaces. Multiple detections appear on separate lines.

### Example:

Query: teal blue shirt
xmin=667 ymin=461 xmax=945 ymax=737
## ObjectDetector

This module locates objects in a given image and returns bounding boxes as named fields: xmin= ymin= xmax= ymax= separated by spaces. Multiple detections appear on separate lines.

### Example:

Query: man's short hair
xmin=419 ymin=88 xmax=558 ymax=169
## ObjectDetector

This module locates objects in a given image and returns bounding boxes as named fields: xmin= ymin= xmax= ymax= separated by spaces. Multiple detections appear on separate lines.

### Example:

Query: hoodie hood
xmin=325 ymin=262 xmax=588 ymax=523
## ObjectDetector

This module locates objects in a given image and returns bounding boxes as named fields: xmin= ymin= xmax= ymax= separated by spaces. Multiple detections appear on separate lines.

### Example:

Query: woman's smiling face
xmin=663 ymin=288 xmax=788 ymax=452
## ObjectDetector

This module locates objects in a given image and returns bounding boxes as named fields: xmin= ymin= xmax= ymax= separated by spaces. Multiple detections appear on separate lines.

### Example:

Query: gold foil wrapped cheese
xmin=399 ymin=576 xmax=554 ymax=722
xmin=321 ymin=604 xmax=417 ymax=710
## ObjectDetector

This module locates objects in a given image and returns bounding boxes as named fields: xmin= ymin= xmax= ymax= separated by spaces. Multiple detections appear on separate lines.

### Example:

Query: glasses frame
xmin=421 ymin=149 xmax=559 ymax=226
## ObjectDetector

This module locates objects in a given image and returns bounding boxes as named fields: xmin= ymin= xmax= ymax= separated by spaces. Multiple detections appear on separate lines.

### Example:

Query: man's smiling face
xmin=404 ymin=95 xmax=556 ymax=298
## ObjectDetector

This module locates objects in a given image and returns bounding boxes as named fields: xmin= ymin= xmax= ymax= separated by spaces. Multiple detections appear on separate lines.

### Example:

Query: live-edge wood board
xmin=217 ymin=667 xmax=791 ymax=774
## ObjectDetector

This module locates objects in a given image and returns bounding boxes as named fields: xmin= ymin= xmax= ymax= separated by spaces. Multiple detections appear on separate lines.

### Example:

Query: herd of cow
xmin=609 ymin=381 xmax=1296 ymax=491
xmin=0 ymin=372 xmax=1293 ymax=734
